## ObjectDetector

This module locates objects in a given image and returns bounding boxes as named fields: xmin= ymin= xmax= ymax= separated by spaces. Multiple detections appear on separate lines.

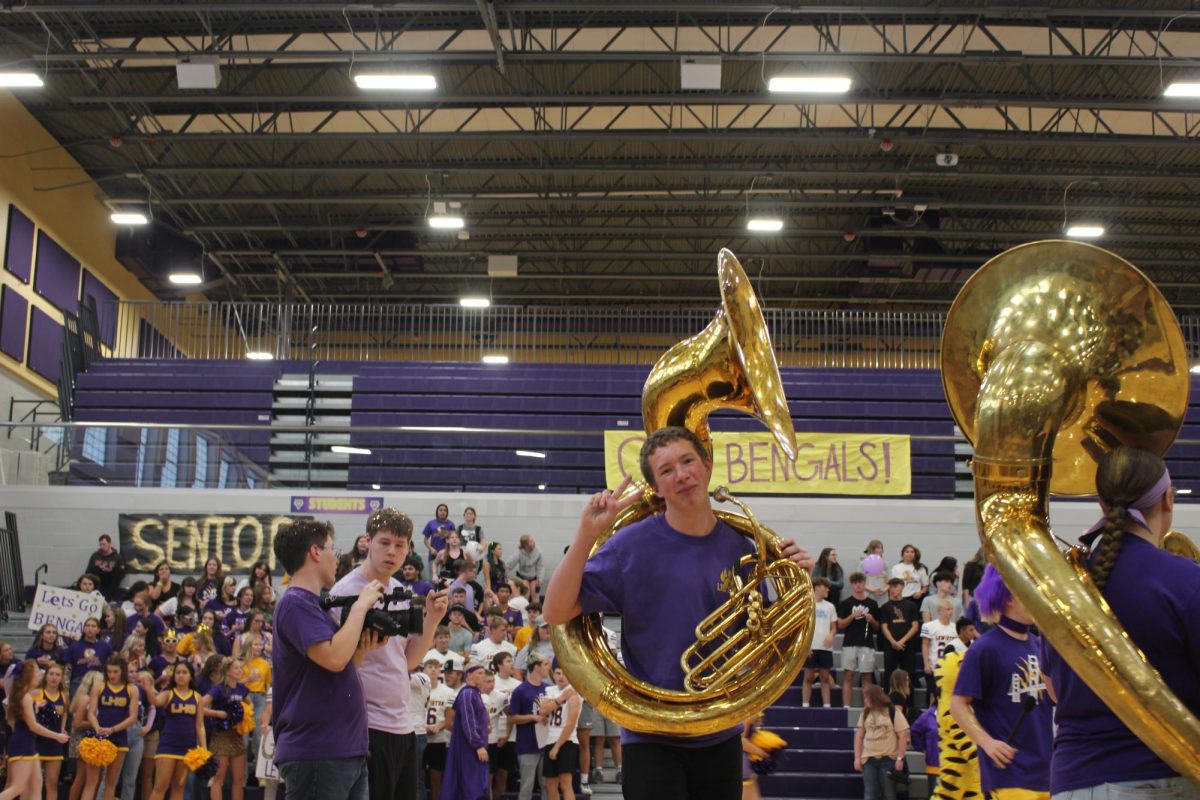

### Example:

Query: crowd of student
xmin=4 ymin=439 xmax=1199 ymax=800
xmin=0 ymin=504 xmax=617 ymax=800
xmin=0 ymin=534 xmax=277 ymax=800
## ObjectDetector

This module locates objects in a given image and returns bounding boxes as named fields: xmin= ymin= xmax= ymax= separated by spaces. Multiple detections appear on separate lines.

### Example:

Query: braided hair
xmin=1092 ymin=446 xmax=1168 ymax=590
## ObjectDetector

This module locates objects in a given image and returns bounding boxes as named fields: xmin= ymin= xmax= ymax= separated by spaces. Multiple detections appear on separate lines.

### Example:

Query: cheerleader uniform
xmin=7 ymin=714 xmax=39 ymax=762
xmin=94 ymin=682 xmax=133 ymax=751
xmin=207 ymin=682 xmax=249 ymax=757
xmin=155 ymin=689 xmax=200 ymax=760
xmin=36 ymin=688 xmax=67 ymax=761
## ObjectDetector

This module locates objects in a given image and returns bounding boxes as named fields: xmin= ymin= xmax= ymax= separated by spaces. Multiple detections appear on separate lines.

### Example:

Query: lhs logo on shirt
xmin=1008 ymin=655 xmax=1046 ymax=703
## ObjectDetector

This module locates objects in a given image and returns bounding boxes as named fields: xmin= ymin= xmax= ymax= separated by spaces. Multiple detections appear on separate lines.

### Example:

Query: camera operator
xmin=331 ymin=508 xmax=449 ymax=800
xmin=272 ymin=519 xmax=387 ymax=800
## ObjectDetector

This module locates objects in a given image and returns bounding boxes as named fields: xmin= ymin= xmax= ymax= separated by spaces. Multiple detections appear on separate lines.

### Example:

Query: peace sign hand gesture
xmin=578 ymin=475 xmax=642 ymax=545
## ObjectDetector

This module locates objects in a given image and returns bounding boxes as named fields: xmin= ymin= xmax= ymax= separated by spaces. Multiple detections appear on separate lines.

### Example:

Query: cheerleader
xmin=81 ymin=655 xmax=140 ymax=800
xmin=204 ymin=657 xmax=250 ymax=800
xmin=1 ymin=660 xmax=69 ymax=800
xmin=36 ymin=662 xmax=69 ymax=800
xmin=139 ymin=661 xmax=205 ymax=800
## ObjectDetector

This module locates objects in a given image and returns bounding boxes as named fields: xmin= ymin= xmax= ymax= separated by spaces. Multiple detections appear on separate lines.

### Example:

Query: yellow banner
xmin=603 ymin=430 xmax=911 ymax=496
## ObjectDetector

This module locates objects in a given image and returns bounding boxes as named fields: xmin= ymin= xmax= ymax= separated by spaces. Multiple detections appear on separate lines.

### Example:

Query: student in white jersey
xmin=802 ymin=577 xmax=837 ymax=708
xmin=424 ymin=662 xmax=462 ymax=800
xmin=921 ymin=600 xmax=959 ymax=696
xmin=541 ymin=661 xmax=582 ymax=800
xmin=487 ymin=652 xmax=522 ymax=800
xmin=409 ymin=660 xmax=440 ymax=800
xmin=471 ymin=616 xmax=517 ymax=666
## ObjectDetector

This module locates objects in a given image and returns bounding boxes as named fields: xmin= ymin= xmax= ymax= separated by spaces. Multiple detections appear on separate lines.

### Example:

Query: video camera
xmin=320 ymin=586 xmax=424 ymax=638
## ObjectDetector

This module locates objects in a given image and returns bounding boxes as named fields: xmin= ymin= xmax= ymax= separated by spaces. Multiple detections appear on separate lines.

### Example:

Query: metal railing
xmin=107 ymin=300 xmax=1200 ymax=369
xmin=110 ymin=301 xmax=949 ymax=368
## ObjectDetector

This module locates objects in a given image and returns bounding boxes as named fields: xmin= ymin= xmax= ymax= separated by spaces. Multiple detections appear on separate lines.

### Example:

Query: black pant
xmin=882 ymin=646 xmax=916 ymax=690
xmin=621 ymin=735 xmax=741 ymax=800
xmin=367 ymin=728 xmax=419 ymax=800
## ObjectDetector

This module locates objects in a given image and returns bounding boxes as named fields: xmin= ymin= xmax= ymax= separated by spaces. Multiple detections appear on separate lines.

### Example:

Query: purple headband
xmin=464 ymin=664 xmax=485 ymax=675
xmin=1083 ymin=467 xmax=1171 ymax=544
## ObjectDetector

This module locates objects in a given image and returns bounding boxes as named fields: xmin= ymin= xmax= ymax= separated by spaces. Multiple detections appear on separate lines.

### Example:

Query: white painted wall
xmin=3 ymin=484 xmax=1197 ymax=590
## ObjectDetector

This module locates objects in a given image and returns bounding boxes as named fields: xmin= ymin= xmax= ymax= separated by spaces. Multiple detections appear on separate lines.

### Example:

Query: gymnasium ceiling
xmin=4 ymin=1 xmax=1200 ymax=309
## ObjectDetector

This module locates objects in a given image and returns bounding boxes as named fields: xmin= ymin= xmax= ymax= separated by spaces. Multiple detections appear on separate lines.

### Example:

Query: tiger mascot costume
xmin=931 ymin=649 xmax=982 ymax=800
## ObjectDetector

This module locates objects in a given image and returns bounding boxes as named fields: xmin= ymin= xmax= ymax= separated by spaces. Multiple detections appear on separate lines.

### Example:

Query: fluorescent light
xmin=111 ymin=212 xmax=149 ymax=225
xmin=460 ymin=297 xmax=490 ymax=308
xmin=0 ymin=72 xmax=43 ymax=88
xmin=1177 ymin=488 xmax=1193 ymax=495
xmin=428 ymin=215 xmax=465 ymax=230
xmin=537 ymin=484 xmax=547 ymax=491
xmin=331 ymin=445 xmax=372 ymax=455
xmin=482 ymin=354 xmax=509 ymax=365
xmin=1164 ymin=82 xmax=1200 ymax=98
xmin=1065 ymin=225 xmax=1105 ymax=239
xmin=1190 ymin=364 xmax=1200 ymax=374
xmin=245 ymin=351 xmax=274 ymax=361
xmin=516 ymin=450 xmax=547 ymax=459
xmin=747 ymin=217 xmax=784 ymax=232
xmin=168 ymin=272 xmax=203 ymax=285
xmin=372 ymin=483 xmax=381 ymax=490
xmin=354 ymin=73 xmax=437 ymax=90
xmin=768 ymin=76 xmax=851 ymax=94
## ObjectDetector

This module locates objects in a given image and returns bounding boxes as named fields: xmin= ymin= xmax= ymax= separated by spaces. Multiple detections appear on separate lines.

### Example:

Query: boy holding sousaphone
xmin=544 ymin=426 xmax=813 ymax=800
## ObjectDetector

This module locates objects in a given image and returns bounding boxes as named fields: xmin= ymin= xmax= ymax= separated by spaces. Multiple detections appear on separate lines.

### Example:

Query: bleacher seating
xmin=62 ymin=358 xmax=1200 ymax=497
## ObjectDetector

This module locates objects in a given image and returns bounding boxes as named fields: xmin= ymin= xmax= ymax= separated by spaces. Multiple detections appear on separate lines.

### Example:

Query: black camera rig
xmin=320 ymin=586 xmax=424 ymax=638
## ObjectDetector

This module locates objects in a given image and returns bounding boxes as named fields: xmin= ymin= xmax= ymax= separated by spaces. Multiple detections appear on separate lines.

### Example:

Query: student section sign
xmin=603 ymin=430 xmax=911 ymax=495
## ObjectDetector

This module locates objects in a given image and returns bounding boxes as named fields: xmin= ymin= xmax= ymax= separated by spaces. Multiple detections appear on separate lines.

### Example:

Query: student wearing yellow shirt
xmin=241 ymin=632 xmax=272 ymax=775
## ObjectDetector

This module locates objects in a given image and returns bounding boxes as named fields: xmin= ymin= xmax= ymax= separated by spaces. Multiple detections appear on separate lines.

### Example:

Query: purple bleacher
xmin=68 ymin=358 xmax=1200 ymax=495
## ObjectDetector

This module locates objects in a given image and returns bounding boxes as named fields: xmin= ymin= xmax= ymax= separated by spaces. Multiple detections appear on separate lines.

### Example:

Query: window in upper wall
xmin=193 ymin=435 xmax=209 ymax=488
xmin=81 ymin=426 xmax=107 ymax=466
xmin=161 ymin=428 xmax=181 ymax=488
xmin=218 ymin=457 xmax=231 ymax=489
xmin=135 ymin=428 xmax=148 ymax=487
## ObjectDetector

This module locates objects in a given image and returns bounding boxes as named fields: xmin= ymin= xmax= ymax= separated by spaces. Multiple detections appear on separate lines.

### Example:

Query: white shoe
xmin=580 ymin=782 xmax=593 ymax=796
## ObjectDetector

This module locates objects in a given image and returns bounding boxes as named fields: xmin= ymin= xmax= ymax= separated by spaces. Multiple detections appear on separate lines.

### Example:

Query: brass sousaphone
xmin=941 ymin=240 xmax=1200 ymax=783
xmin=551 ymin=248 xmax=815 ymax=736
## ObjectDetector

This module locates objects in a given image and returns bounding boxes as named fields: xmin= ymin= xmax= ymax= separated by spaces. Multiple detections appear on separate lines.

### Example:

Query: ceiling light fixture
xmin=428 ymin=215 xmax=465 ymax=230
xmin=1065 ymin=224 xmax=1105 ymax=239
xmin=747 ymin=217 xmax=785 ymax=232
xmin=110 ymin=212 xmax=149 ymax=226
xmin=331 ymin=445 xmax=372 ymax=455
xmin=354 ymin=73 xmax=437 ymax=91
xmin=768 ymin=76 xmax=851 ymax=94
xmin=516 ymin=450 xmax=547 ymax=459
xmin=245 ymin=351 xmax=274 ymax=361
xmin=460 ymin=297 xmax=491 ymax=308
xmin=0 ymin=72 xmax=44 ymax=88
xmin=1164 ymin=82 xmax=1200 ymax=98
xmin=168 ymin=272 xmax=203 ymax=285
xmin=372 ymin=483 xmax=382 ymax=490
xmin=537 ymin=484 xmax=547 ymax=491
xmin=482 ymin=354 xmax=509 ymax=365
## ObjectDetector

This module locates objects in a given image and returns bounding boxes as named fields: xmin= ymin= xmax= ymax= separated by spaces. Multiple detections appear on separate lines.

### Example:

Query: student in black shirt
xmin=877 ymin=577 xmax=920 ymax=689
xmin=836 ymin=572 xmax=881 ymax=707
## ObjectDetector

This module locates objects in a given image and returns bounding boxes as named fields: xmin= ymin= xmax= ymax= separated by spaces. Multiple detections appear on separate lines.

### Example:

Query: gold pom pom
xmin=183 ymin=746 xmax=213 ymax=772
xmin=235 ymin=701 xmax=255 ymax=736
xmin=750 ymin=729 xmax=787 ymax=752
xmin=79 ymin=736 xmax=119 ymax=767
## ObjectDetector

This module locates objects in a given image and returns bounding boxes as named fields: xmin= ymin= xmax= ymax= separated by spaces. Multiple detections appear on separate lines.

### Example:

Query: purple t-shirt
xmin=508 ymin=678 xmax=549 ymax=756
xmin=1040 ymin=535 xmax=1200 ymax=793
xmin=953 ymin=626 xmax=1053 ymax=792
xmin=400 ymin=578 xmax=435 ymax=599
xmin=271 ymin=586 xmax=368 ymax=763
xmin=576 ymin=513 xmax=754 ymax=748
xmin=65 ymin=639 xmax=112 ymax=674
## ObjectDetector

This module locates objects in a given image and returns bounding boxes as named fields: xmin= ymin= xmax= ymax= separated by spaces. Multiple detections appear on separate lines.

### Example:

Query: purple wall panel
xmin=0 ymin=286 xmax=28 ymax=361
xmin=27 ymin=306 xmax=64 ymax=383
xmin=34 ymin=231 xmax=80 ymax=313
xmin=4 ymin=205 xmax=34 ymax=283
xmin=81 ymin=269 xmax=118 ymax=347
